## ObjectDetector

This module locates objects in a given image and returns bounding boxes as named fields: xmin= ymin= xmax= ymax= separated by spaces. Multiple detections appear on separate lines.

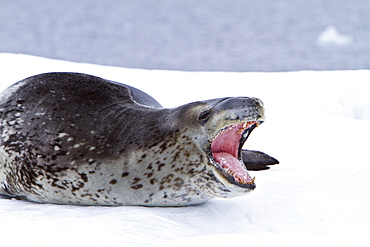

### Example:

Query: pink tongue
xmin=213 ymin=152 xmax=253 ymax=183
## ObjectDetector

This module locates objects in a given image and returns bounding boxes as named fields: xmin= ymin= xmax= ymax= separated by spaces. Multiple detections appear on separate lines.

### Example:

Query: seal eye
xmin=198 ymin=110 xmax=210 ymax=125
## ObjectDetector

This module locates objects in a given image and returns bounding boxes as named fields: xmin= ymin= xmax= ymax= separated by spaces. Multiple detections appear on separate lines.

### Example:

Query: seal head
xmin=0 ymin=73 xmax=277 ymax=206
xmin=193 ymin=97 xmax=264 ymax=194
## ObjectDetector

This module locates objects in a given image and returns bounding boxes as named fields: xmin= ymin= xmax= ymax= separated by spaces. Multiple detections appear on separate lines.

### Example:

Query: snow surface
xmin=0 ymin=53 xmax=369 ymax=246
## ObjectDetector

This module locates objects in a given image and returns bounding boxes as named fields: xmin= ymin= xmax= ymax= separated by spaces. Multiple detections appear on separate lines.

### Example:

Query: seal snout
xmin=213 ymin=97 xmax=264 ymax=120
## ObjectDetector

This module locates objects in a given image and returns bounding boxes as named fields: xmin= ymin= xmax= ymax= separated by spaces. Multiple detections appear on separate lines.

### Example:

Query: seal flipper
xmin=242 ymin=150 xmax=279 ymax=171
xmin=0 ymin=186 xmax=27 ymax=200
xmin=0 ymin=186 xmax=14 ymax=199
xmin=124 ymin=84 xmax=163 ymax=108
xmin=0 ymin=193 xmax=14 ymax=199
xmin=0 ymin=193 xmax=27 ymax=200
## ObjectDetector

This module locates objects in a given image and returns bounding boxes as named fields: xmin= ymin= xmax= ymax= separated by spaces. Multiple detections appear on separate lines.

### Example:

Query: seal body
xmin=0 ymin=73 xmax=274 ymax=206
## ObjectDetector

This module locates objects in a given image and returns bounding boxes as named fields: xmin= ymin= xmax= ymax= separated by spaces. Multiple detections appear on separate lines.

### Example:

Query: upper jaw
xmin=204 ymin=97 xmax=264 ymax=139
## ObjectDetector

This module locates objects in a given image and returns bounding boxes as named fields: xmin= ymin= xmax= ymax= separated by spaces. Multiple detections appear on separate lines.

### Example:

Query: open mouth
xmin=210 ymin=121 xmax=260 ymax=188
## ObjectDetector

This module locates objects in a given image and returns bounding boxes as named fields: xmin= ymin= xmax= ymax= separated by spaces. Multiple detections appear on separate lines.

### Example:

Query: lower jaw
xmin=212 ymin=152 xmax=255 ymax=185
xmin=209 ymin=163 xmax=256 ymax=196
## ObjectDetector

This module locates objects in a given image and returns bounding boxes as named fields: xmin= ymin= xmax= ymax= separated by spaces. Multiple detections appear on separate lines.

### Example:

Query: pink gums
xmin=211 ymin=122 xmax=255 ymax=184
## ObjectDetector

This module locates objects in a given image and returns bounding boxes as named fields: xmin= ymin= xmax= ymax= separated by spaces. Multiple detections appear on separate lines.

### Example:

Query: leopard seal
xmin=0 ymin=72 xmax=278 ymax=206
